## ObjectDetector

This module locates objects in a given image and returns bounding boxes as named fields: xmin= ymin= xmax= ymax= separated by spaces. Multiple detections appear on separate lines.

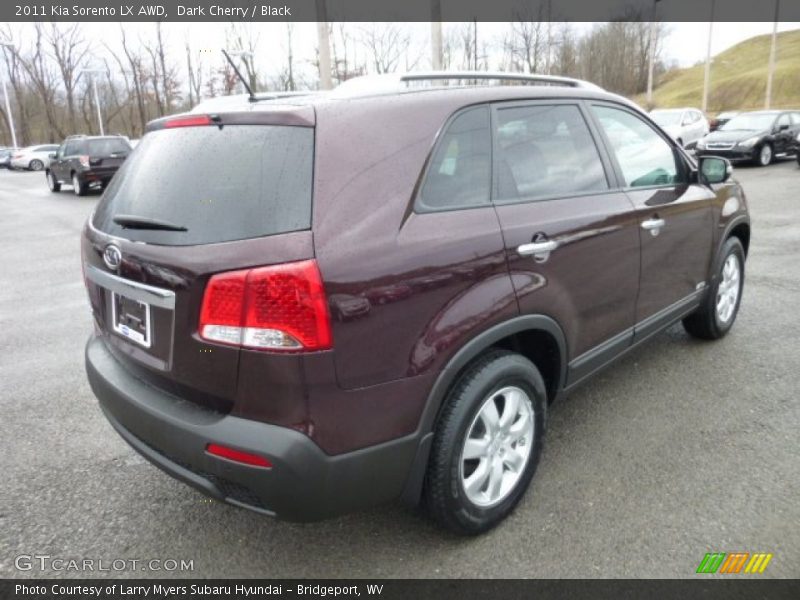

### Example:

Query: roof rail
xmin=331 ymin=71 xmax=604 ymax=96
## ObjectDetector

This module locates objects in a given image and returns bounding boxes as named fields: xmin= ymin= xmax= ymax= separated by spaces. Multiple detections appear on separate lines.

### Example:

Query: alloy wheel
xmin=460 ymin=385 xmax=534 ymax=507
xmin=759 ymin=145 xmax=772 ymax=166
xmin=716 ymin=254 xmax=741 ymax=324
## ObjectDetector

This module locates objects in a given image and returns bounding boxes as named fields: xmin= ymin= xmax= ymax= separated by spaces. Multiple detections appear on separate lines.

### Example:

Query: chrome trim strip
xmin=85 ymin=265 xmax=176 ymax=310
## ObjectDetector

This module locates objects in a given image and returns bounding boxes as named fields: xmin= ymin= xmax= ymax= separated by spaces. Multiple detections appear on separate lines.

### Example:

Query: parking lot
xmin=0 ymin=160 xmax=798 ymax=579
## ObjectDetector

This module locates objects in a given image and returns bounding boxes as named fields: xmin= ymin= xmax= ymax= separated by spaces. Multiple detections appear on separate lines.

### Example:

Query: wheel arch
xmin=400 ymin=314 xmax=568 ymax=505
xmin=728 ymin=221 xmax=750 ymax=257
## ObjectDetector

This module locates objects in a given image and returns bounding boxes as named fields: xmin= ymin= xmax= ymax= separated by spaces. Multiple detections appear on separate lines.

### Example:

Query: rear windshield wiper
xmin=112 ymin=214 xmax=188 ymax=231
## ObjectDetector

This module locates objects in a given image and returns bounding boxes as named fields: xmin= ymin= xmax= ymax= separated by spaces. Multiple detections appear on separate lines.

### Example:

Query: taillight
xmin=78 ymin=155 xmax=90 ymax=168
xmin=199 ymin=259 xmax=332 ymax=352
xmin=164 ymin=114 xmax=212 ymax=128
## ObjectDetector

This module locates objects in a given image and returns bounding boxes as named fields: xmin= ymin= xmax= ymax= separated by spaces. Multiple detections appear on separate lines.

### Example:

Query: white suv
xmin=650 ymin=108 xmax=709 ymax=149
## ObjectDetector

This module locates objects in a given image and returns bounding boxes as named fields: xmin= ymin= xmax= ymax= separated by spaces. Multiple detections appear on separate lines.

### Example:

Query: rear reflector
xmin=164 ymin=114 xmax=212 ymax=128
xmin=199 ymin=259 xmax=332 ymax=352
xmin=206 ymin=443 xmax=272 ymax=468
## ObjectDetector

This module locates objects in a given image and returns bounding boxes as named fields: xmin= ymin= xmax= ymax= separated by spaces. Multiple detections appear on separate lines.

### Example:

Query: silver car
xmin=649 ymin=108 xmax=709 ymax=149
xmin=9 ymin=144 xmax=60 ymax=171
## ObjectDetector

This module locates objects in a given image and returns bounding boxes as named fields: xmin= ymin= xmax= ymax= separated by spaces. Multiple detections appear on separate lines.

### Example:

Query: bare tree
xmin=185 ymin=40 xmax=204 ymax=106
xmin=117 ymin=26 xmax=148 ymax=134
xmin=359 ymin=23 xmax=412 ymax=74
xmin=47 ymin=23 xmax=90 ymax=133
xmin=19 ymin=23 xmax=63 ymax=140
xmin=503 ymin=6 xmax=548 ymax=73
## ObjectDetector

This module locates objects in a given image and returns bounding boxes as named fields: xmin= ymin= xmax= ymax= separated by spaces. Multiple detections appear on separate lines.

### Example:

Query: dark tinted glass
xmin=418 ymin=107 xmax=491 ymax=210
xmin=93 ymin=125 xmax=314 ymax=246
xmin=495 ymin=104 xmax=608 ymax=202
xmin=87 ymin=138 xmax=130 ymax=155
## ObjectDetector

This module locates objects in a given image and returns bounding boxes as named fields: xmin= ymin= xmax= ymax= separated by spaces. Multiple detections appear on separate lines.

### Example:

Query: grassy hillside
xmin=638 ymin=28 xmax=800 ymax=112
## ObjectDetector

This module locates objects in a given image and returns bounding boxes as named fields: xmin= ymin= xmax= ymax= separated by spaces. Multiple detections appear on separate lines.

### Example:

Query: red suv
xmin=83 ymin=73 xmax=750 ymax=534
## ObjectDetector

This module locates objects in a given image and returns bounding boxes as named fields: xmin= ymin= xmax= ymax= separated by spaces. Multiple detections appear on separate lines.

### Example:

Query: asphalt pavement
xmin=0 ymin=161 xmax=798 ymax=579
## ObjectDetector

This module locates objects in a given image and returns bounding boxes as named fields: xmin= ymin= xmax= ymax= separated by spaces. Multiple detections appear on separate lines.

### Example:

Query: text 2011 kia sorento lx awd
xmin=83 ymin=73 xmax=750 ymax=534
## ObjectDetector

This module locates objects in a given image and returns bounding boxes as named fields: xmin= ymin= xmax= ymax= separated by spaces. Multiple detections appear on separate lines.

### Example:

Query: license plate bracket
xmin=111 ymin=291 xmax=152 ymax=348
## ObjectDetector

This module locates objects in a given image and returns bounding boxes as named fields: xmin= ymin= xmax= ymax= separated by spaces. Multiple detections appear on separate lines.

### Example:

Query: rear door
xmin=82 ymin=113 xmax=316 ymax=411
xmin=52 ymin=142 xmax=67 ymax=179
xmin=59 ymin=140 xmax=81 ymax=179
xmin=491 ymin=100 xmax=641 ymax=384
xmin=589 ymin=102 xmax=714 ymax=341
xmin=773 ymin=113 xmax=792 ymax=154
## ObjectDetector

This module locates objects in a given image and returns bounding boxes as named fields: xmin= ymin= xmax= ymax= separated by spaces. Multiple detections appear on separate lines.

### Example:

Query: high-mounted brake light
xmin=164 ymin=114 xmax=212 ymax=128
xmin=199 ymin=259 xmax=332 ymax=352
xmin=206 ymin=443 xmax=272 ymax=468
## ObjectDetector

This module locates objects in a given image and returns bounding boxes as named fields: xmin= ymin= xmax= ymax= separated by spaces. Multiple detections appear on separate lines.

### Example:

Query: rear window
xmin=87 ymin=138 xmax=131 ymax=156
xmin=92 ymin=125 xmax=314 ymax=246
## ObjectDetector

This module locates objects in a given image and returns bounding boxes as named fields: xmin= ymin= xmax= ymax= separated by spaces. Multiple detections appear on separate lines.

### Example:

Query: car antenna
xmin=221 ymin=49 xmax=255 ymax=102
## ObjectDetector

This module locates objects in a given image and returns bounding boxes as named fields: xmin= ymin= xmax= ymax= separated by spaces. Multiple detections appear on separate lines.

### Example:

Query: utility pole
xmin=78 ymin=68 xmax=106 ymax=136
xmin=545 ymin=0 xmax=552 ymax=74
xmin=702 ymin=0 xmax=715 ymax=113
xmin=0 ymin=42 xmax=17 ymax=148
xmin=431 ymin=0 xmax=442 ymax=70
xmin=315 ymin=0 xmax=332 ymax=89
xmin=645 ymin=0 xmax=661 ymax=107
xmin=765 ymin=0 xmax=780 ymax=109
xmin=1 ymin=79 xmax=17 ymax=147
xmin=473 ymin=20 xmax=478 ymax=70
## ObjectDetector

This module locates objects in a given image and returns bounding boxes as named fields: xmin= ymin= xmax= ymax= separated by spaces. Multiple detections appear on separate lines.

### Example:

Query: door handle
xmin=517 ymin=240 xmax=558 ymax=257
xmin=641 ymin=218 xmax=665 ymax=233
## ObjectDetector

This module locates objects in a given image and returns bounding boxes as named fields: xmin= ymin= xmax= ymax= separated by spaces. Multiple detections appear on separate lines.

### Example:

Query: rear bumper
xmin=85 ymin=335 xmax=420 ymax=521
xmin=77 ymin=168 xmax=118 ymax=183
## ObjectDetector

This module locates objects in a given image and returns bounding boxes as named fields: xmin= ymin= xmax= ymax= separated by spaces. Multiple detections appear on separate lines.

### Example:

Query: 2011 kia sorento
xmin=83 ymin=73 xmax=750 ymax=534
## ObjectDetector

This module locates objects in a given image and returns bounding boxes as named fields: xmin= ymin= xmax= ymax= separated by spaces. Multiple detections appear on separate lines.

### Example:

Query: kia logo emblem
xmin=103 ymin=244 xmax=122 ymax=270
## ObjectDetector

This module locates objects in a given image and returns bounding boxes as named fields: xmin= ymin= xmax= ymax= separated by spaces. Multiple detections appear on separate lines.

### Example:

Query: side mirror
xmin=48 ymin=153 xmax=56 ymax=159
xmin=779 ymin=124 xmax=790 ymax=131
xmin=699 ymin=156 xmax=732 ymax=184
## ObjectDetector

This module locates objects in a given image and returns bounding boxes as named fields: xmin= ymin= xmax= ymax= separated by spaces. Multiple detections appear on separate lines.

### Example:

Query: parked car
xmin=649 ymin=107 xmax=709 ymax=148
xmin=0 ymin=147 xmax=17 ymax=168
xmin=710 ymin=111 xmax=739 ymax=132
xmin=46 ymin=135 xmax=132 ymax=195
xmin=696 ymin=110 xmax=800 ymax=166
xmin=82 ymin=72 xmax=750 ymax=535
xmin=9 ymin=144 xmax=59 ymax=170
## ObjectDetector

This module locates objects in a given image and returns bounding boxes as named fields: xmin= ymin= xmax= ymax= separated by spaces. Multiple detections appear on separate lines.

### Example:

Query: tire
xmin=423 ymin=349 xmax=547 ymax=535
xmin=29 ymin=159 xmax=44 ymax=171
xmin=754 ymin=144 xmax=772 ymax=167
xmin=46 ymin=170 xmax=61 ymax=192
xmin=682 ymin=237 xmax=745 ymax=340
xmin=72 ymin=172 xmax=86 ymax=196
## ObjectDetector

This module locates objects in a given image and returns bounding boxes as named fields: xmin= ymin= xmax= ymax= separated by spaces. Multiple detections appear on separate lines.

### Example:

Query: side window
xmin=494 ymin=104 xmax=609 ymax=202
xmin=56 ymin=144 xmax=65 ymax=158
xmin=417 ymin=107 xmax=491 ymax=211
xmin=64 ymin=142 xmax=76 ymax=156
xmin=776 ymin=113 xmax=790 ymax=129
xmin=791 ymin=112 xmax=800 ymax=125
xmin=592 ymin=105 xmax=685 ymax=188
